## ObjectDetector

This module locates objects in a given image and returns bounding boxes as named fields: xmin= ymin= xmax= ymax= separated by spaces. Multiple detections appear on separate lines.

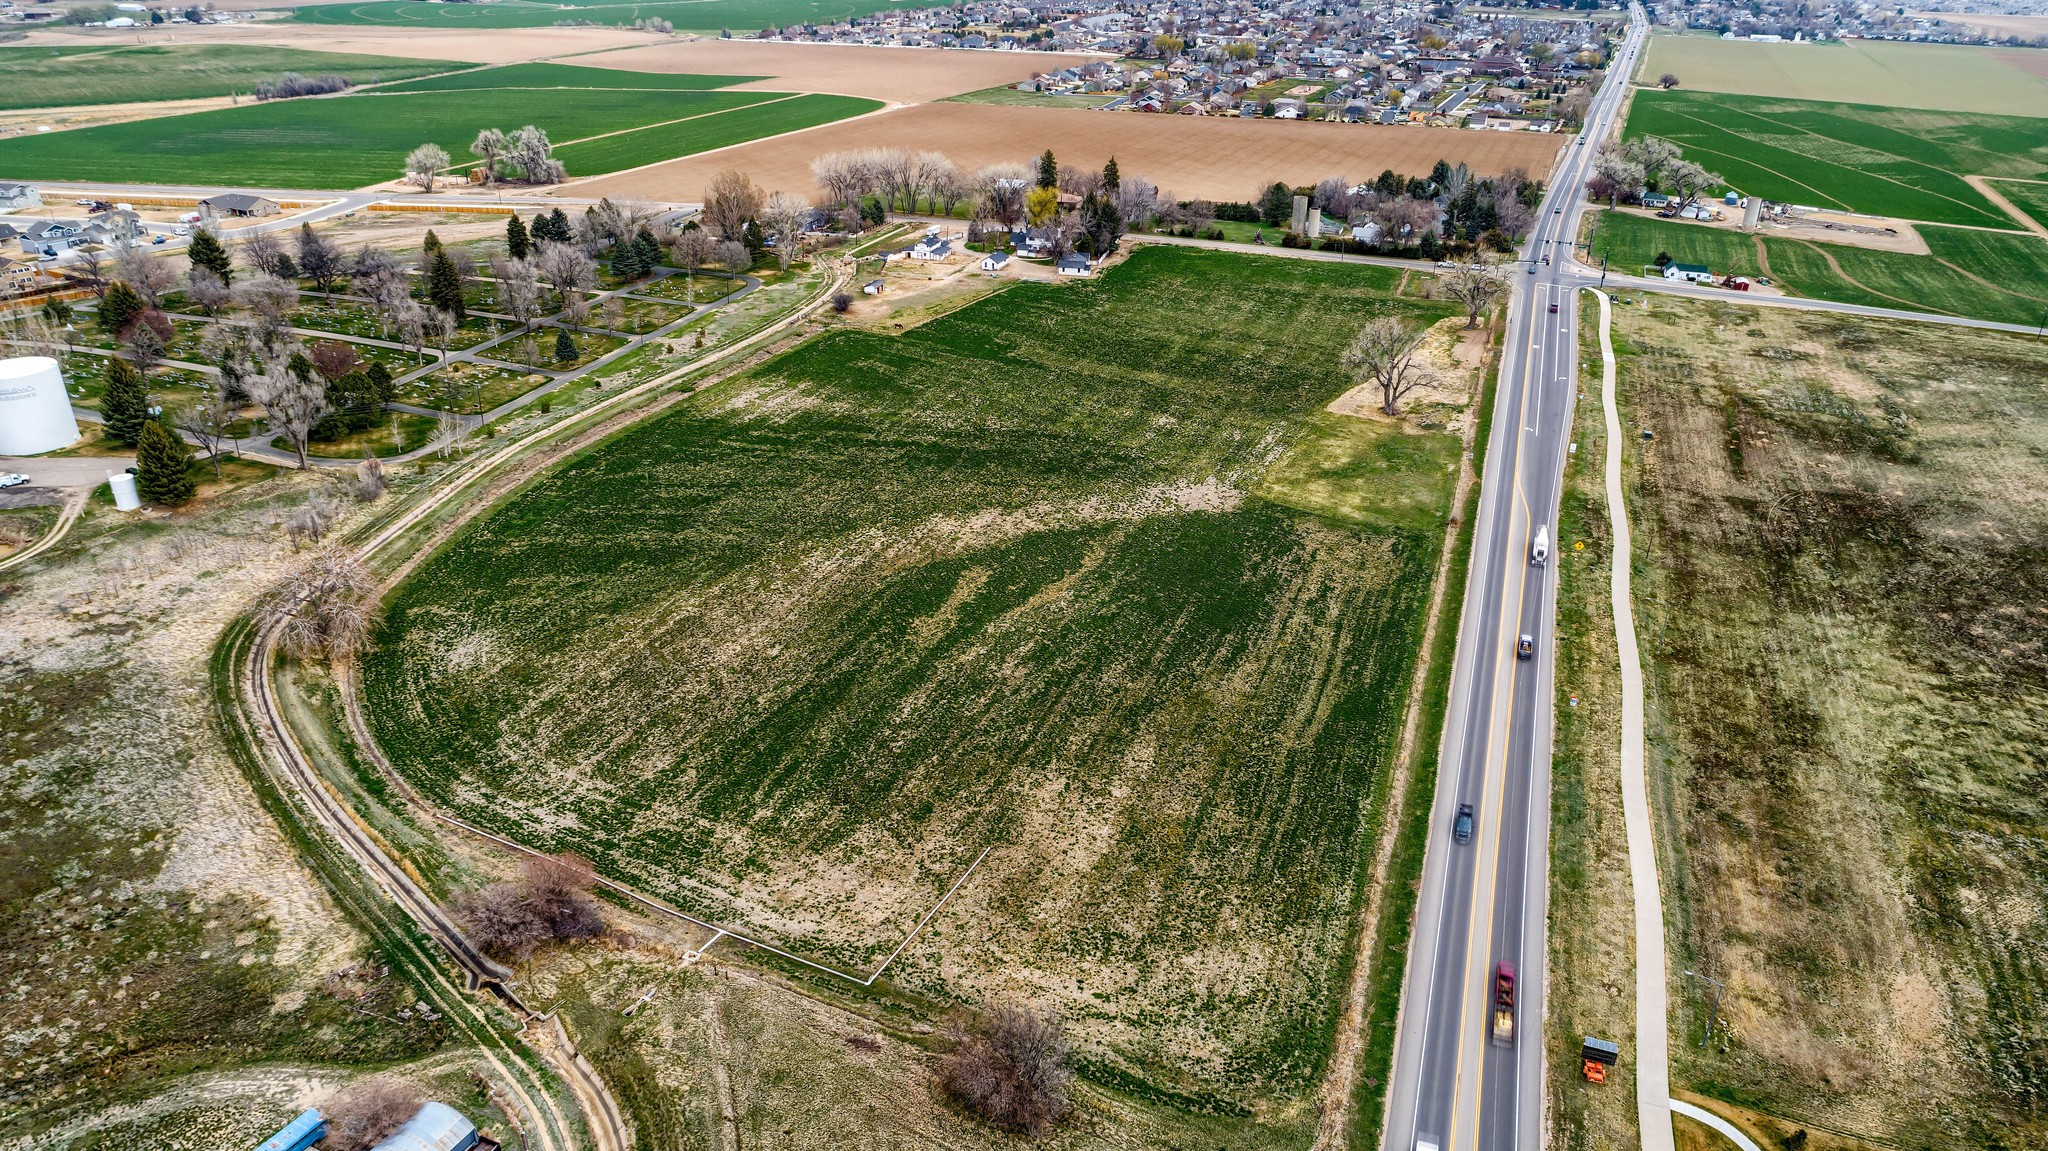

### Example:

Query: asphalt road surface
xmin=1381 ymin=9 xmax=1647 ymax=1151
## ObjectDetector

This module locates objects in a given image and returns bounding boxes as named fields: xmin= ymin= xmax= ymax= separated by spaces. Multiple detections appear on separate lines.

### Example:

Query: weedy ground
xmin=1554 ymin=295 xmax=2048 ymax=1149
xmin=0 ymin=472 xmax=471 ymax=1147
xmin=363 ymin=246 xmax=1466 ymax=1121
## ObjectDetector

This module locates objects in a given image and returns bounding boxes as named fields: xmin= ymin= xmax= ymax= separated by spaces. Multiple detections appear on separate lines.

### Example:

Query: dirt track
xmin=577 ymin=102 xmax=1566 ymax=203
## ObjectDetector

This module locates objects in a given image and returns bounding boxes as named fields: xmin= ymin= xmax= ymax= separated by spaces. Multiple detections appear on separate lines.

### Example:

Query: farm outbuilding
xmin=255 ymin=1109 xmax=326 ymax=1151
xmin=369 ymin=1101 xmax=481 ymax=1151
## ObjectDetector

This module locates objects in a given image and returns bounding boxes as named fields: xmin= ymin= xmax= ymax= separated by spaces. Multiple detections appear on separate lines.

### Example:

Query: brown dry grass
xmin=575 ymin=102 xmax=1565 ymax=203
xmin=574 ymin=39 xmax=1098 ymax=104
xmin=1911 ymin=12 xmax=2048 ymax=43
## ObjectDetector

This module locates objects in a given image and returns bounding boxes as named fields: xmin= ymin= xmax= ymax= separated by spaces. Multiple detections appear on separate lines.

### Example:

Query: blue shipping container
xmin=256 ymin=1109 xmax=326 ymax=1151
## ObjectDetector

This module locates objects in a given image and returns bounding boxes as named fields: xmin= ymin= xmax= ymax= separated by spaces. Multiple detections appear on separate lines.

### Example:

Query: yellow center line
xmin=1445 ymin=281 xmax=1544 ymax=1151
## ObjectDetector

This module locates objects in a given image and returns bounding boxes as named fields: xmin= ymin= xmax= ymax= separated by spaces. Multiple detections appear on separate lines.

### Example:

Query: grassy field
xmin=0 ymin=44 xmax=461 ymax=110
xmin=1582 ymin=297 xmax=2048 ymax=1148
xmin=1637 ymin=33 xmax=2048 ymax=115
xmin=1989 ymin=178 xmax=2048 ymax=230
xmin=362 ymin=247 xmax=1463 ymax=1119
xmin=1586 ymin=211 xmax=2048 ymax=326
xmin=294 ymin=0 xmax=933 ymax=29
xmin=1624 ymin=90 xmax=2048 ymax=227
xmin=551 ymin=93 xmax=881 ymax=176
xmin=944 ymin=84 xmax=1121 ymax=110
xmin=0 ymin=85 xmax=821 ymax=187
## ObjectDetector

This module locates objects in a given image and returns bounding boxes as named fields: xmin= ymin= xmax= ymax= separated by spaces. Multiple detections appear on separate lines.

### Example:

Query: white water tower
xmin=0 ymin=356 xmax=79 ymax=455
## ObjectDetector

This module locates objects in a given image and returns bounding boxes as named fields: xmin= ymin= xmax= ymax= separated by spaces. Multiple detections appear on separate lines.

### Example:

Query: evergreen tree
xmin=1418 ymin=230 xmax=1445 ymax=260
xmin=1429 ymin=159 xmax=1453 ymax=188
xmin=548 ymin=207 xmax=571 ymax=242
xmin=506 ymin=213 xmax=531 ymax=260
xmin=612 ymin=241 xmax=644 ymax=282
xmin=1037 ymin=149 xmax=1058 ymax=189
xmin=1259 ymin=182 xmax=1293 ymax=228
xmin=135 ymin=418 xmax=195 ymax=505
xmin=98 ymin=281 xmax=145 ymax=336
xmin=187 ymin=228 xmax=232 ymax=285
xmin=422 ymin=228 xmax=443 ymax=257
xmin=742 ymin=219 xmax=766 ymax=256
xmin=554 ymin=327 xmax=576 ymax=364
xmin=101 ymin=357 xmax=150 ymax=447
xmin=365 ymin=361 xmax=396 ymax=404
xmin=426 ymin=250 xmax=466 ymax=321
xmin=633 ymin=229 xmax=663 ymax=270
xmin=1102 ymin=156 xmax=1120 ymax=192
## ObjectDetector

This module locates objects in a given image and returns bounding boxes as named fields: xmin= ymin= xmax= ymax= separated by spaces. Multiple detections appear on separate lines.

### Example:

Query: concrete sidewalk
xmin=1593 ymin=287 xmax=1675 ymax=1151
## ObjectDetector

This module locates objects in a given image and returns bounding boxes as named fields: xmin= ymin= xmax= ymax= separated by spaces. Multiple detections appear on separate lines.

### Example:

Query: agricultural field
xmin=0 ymin=78 xmax=869 ymax=187
xmin=1562 ymin=297 xmax=2048 ymax=1149
xmin=1988 ymin=178 xmax=2048 ymax=231
xmin=1637 ymin=33 xmax=2048 ymax=115
xmin=370 ymin=61 xmax=760 ymax=93
xmin=0 ymin=44 xmax=462 ymax=111
xmin=1624 ymin=89 xmax=2048 ymax=227
xmin=1586 ymin=211 xmax=2048 ymax=326
xmin=945 ymin=85 xmax=1121 ymax=110
xmin=293 ymin=0 xmax=934 ymax=29
xmin=579 ymin=99 xmax=1565 ymax=205
xmin=362 ymin=247 xmax=1464 ymax=1121
xmin=577 ymin=38 xmax=1097 ymax=105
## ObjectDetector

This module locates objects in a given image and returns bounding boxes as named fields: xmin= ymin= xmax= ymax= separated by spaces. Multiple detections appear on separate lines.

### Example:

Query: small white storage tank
xmin=108 ymin=471 xmax=140 ymax=511
xmin=0 ymin=356 xmax=80 ymax=455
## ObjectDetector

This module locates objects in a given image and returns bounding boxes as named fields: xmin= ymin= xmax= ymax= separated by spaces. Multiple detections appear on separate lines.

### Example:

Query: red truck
xmin=1492 ymin=962 xmax=1516 ymax=1045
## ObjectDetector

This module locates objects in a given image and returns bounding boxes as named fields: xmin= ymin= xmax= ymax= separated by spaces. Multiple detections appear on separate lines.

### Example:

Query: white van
xmin=1531 ymin=525 xmax=1550 ymax=566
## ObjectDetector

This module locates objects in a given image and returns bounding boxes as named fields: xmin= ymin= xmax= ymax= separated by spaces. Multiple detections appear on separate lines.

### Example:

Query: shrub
xmin=831 ymin=291 xmax=854 ymax=313
xmin=938 ymin=1004 xmax=1070 ymax=1135
xmin=320 ymin=1075 xmax=424 ymax=1151
xmin=454 ymin=852 xmax=605 ymax=961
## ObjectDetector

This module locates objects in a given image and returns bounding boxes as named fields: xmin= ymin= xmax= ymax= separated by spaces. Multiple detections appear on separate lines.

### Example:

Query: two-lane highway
xmin=1382 ymin=10 xmax=1648 ymax=1151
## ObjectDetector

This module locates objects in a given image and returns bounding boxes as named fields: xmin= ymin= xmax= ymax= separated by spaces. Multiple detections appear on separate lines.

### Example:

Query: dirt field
xmin=576 ymin=102 xmax=1565 ymax=203
xmin=574 ymin=39 xmax=1098 ymax=104
xmin=1638 ymin=32 xmax=2048 ymax=113
xmin=1910 ymin=11 xmax=2048 ymax=43
xmin=20 ymin=22 xmax=661 ymax=64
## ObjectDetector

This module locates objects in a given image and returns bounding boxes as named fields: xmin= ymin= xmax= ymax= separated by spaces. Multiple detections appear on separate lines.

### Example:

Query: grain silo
xmin=0 ymin=356 xmax=79 ymax=455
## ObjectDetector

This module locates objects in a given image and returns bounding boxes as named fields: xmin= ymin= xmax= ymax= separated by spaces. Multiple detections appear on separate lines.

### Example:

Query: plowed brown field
xmin=573 ymin=39 xmax=1097 ymax=104
xmin=577 ymin=102 xmax=1565 ymax=202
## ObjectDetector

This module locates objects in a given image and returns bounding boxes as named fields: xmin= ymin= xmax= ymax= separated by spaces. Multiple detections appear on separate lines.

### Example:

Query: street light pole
xmin=1683 ymin=969 xmax=1724 ymax=1047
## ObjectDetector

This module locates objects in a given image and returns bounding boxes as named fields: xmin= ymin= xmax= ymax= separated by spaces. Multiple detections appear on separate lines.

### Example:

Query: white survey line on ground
xmin=1670 ymin=1100 xmax=1764 ymax=1151
xmin=1591 ymin=286 xmax=1675 ymax=1151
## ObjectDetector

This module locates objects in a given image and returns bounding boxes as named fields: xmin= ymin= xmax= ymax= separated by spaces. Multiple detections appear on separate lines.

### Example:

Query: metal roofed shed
xmin=371 ymin=1102 xmax=480 ymax=1151
xmin=255 ymin=1109 xmax=325 ymax=1151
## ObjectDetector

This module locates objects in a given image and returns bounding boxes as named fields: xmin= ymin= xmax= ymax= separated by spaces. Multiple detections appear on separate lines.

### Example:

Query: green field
xmin=1989 ymin=178 xmax=2048 ymax=231
xmin=552 ymin=93 xmax=879 ymax=174
xmin=1625 ymin=89 xmax=2048 ymax=227
xmin=1578 ymin=299 xmax=2048 ymax=1149
xmin=371 ymin=61 xmax=761 ymax=94
xmin=362 ymin=247 xmax=1462 ymax=1116
xmin=294 ymin=0 xmax=932 ymax=30
xmin=1638 ymin=33 xmax=2048 ymax=115
xmin=943 ymin=84 xmax=1120 ymax=110
xmin=1587 ymin=211 xmax=2048 ymax=326
xmin=0 ymin=44 xmax=462 ymax=110
xmin=0 ymin=83 xmax=847 ymax=187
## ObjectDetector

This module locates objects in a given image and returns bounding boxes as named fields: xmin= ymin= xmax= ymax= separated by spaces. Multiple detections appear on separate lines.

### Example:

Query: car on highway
xmin=1492 ymin=961 xmax=1517 ymax=1045
xmin=1549 ymin=302 xmax=1559 ymax=313
xmin=1454 ymin=802 xmax=1475 ymax=843
xmin=1517 ymin=634 xmax=1534 ymax=660
xmin=0 ymin=473 xmax=29 ymax=488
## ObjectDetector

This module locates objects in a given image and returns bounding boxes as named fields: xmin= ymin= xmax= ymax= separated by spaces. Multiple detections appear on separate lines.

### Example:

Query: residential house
xmin=1663 ymin=262 xmax=1715 ymax=283
xmin=1056 ymin=253 xmax=1092 ymax=276
xmin=0 ymin=182 xmax=38 ymax=210
xmin=979 ymin=250 xmax=1011 ymax=271
xmin=199 ymin=193 xmax=280 ymax=218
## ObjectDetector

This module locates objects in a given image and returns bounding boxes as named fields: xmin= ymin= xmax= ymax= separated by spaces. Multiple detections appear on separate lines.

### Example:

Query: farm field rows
xmin=0 ymin=44 xmax=463 ymax=110
xmin=1623 ymin=89 xmax=2048 ymax=228
xmin=578 ymin=99 xmax=1565 ymax=204
xmin=571 ymin=38 xmax=1098 ymax=105
xmin=1636 ymin=33 xmax=2048 ymax=115
xmin=370 ymin=61 xmax=760 ymax=93
xmin=361 ymin=246 xmax=1463 ymax=1121
xmin=293 ymin=0 xmax=934 ymax=29
xmin=0 ymin=80 xmax=861 ymax=187
xmin=1572 ymin=297 xmax=2048 ymax=1150
xmin=552 ymin=93 xmax=880 ymax=176
xmin=1586 ymin=211 xmax=2048 ymax=326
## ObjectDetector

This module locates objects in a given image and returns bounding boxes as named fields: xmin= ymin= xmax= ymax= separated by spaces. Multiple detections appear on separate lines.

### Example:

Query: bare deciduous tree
xmin=296 ymin=224 xmax=345 ymax=296
xmin=319 ymin=1075 xmax=424 ymax=1151
xmin=763 ymin=191 xmax=809 ymax=270
xmin=355 ymin=452 xmax=387 ymax=501
xmin=174 ymin=388 xmax=236 ymax=480
xmin=186 ymin=266 xmax=233 ymax=316
xmin=1114 ymin=177 xmax=1159 ymax=227
xmin=113 ymin=246 xmax=177 ymax=306
xmin=1341 ymin=315 xmax=1433 ymax=417
xmin=404 ymin=142 xmax=450 ymax=193
xmin=240 ymin=230 xmax=294 ymax=279
xmin=669 ymin=229 xmax=716 ymax=281
xmin=715 ymin=239 xmax=752 ymax=275
xmin=978 ymin=163 xmax=1032 ymax=230
xmin=70 ymin=244 xmax=108 ymax=297
xmin=1661 ymin=158 xmax=1722 ymax=213
xmin=1438 ymin=261 xmax=1507 ymax=329
xmin=470 ymin=127 xmax=509 ymax=185
xmin=453 ymin=852 xmax=606 ymax=962
xmin=536 ymin=242 xmax=597 ymax=308
xmin=1658 ymin=72 xmax=1680 ymax=89
xmin=1588 ymin=150 xmax=1645 ymax=208
xmin=703 ymin=168 xmax=764 ymax=239
xmin=250 ymin=359 xmax=330 ymax=469
xmin=261 ymin=543 xmax=376 ymax=661
xmin=810 ymin=151 xmax=865 ymax=210
xmin=939 ymin=1004 xmax=1071 ymax=1135
xmin=509 ymin=124 xmax=565 ymax=185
